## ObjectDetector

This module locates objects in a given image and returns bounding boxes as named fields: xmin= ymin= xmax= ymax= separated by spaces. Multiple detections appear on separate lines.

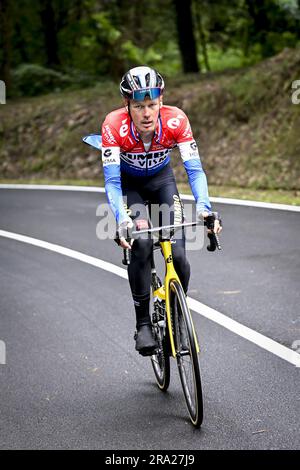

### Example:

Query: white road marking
xmin=0 ymin=184 xmax=105 ymax=193
xmin=0 ymin=184 xmax=299 ymax=212
xmin=187 ymin=298 xmax=300 ymax=367
xmin=0 ymin=229 xmax=127 ymax=280
xmin=0 ymin=229 xmax=299 ymax=368
xmin=180 ymin=194 xmax=300 ymax=212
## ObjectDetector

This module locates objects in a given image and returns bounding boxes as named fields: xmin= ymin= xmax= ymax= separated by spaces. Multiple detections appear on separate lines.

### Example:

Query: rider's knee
xmin=132 ymin=237 xmax=152 ymax=260
xmin=172 ymin=245 xmax=188 ymax=267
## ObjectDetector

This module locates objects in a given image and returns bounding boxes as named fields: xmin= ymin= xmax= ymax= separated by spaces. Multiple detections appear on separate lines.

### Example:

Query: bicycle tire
xmin=151 ymin=320 xmax=170 ymax=392
xmin=170 ymin=280 xmax=203 ymax=427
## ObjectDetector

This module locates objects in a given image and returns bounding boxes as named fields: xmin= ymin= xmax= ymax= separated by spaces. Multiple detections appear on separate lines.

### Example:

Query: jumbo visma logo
xmin=121 ymin=150 xmax=169 ymax=168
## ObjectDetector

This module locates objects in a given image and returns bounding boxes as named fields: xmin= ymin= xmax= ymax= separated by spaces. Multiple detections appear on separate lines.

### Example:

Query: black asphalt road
xmin=0 ymin=189 xmax=299 ymax=450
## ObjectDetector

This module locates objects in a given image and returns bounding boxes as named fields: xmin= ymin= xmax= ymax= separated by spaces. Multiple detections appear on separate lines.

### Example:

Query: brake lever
xmin=205 ymin=213 xmax=222 ymax=251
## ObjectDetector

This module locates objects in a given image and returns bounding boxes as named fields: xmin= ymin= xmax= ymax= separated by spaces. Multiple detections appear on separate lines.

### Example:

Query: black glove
xmin=205 ymin=212 xmax=222 ymax=232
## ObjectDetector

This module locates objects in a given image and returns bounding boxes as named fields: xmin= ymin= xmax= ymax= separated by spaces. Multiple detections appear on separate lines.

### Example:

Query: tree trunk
xmin=297 ymin=0 xmax=300 ymax=39
xmin=0 ymin=0 xmax=12 ymax=90
xmin=194 ymin=2 xmax=210 ymax=71
xmin=245 ymin=0 xmax=269 ymax=57
xmin=39 ymin=0 xmax=60 ymax=68
xmin=173 ymin=0 xmax=200 ymax=73
xmin=242 ymin=15 xmax=250 ymax=59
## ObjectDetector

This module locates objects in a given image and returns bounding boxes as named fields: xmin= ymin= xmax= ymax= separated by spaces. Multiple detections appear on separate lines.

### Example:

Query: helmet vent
xmin=145 ymin=73 xmax=150 ymax=87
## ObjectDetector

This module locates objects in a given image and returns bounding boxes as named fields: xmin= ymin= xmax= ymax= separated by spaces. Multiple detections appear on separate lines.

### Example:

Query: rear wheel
xmin=170 ymin=280 xmax=203 ymax=427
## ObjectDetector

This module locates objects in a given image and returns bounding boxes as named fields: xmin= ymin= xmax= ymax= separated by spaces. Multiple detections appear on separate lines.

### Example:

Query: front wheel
xmin=170 ymin=280 xmax=203 ymax=427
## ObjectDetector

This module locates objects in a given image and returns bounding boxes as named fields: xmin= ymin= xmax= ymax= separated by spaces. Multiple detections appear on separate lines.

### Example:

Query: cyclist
xmin=101 ymin=66 xmax=222 ymax=356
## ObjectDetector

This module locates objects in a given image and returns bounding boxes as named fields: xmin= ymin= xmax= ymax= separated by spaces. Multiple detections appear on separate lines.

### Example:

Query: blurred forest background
xmin=0 ymin=0 xmax=300 ymax=199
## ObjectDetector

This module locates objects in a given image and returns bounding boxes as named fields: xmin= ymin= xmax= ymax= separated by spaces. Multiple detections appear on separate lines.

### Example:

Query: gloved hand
xmin=197 ymin=207 xmax=222 ymax=234
xmin=117 ymin=219 xmax=134 ymax=249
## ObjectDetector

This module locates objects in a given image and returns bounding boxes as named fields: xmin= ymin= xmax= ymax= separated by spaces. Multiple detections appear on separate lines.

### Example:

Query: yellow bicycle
xmin=130 ymin=217 xmax=221 ymax=428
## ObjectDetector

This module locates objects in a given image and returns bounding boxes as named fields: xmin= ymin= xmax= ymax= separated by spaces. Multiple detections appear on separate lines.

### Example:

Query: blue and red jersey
xmin=101 ymin=105 xmax=211 ymax=224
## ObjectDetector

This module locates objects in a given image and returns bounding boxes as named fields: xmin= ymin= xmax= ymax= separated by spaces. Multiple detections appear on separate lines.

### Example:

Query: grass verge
xmin=1 ymin=179 xmax=299 ymax=206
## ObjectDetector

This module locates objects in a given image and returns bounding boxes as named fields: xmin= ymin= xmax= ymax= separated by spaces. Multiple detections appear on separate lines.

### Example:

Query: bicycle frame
xmin=130 ymin=218 xmax=219 ymax=427
xmin=152 ymin=239 xmax=200 ymax=358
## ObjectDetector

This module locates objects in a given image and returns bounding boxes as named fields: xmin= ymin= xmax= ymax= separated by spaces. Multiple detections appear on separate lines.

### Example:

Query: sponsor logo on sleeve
xmin=182 ymin=123 xmax=193 ymax=139
xmin=103 ymin=124 xmax=117 ymax=145
xmin=178 ymin=140 xmax=199 ymax=161
xmin=102 ymin=147 xmax=120 ymax=166
xmin=189 ymin=140 xmax=199 ymax=159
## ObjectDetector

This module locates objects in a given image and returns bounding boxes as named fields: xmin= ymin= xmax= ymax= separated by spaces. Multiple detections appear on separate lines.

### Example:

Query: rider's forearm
xmin=101 ymin=144 xmax=129 ymax=224
xmin=183 ymin=159 xmax=212 ymax=213
xmin=103 ymin=165 xmax=129 ymax=225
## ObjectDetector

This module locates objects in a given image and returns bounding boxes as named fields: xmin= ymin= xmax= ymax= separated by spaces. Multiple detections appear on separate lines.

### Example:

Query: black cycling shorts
xmin=121 ymin=163 xmax=190 ymax=296
xmin=121 ymin=163 xmax=185 ymax=230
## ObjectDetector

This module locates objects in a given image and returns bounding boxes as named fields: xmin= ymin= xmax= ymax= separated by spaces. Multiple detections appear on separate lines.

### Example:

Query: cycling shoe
xmin=134 ymin=324 xmax=158 ymax=356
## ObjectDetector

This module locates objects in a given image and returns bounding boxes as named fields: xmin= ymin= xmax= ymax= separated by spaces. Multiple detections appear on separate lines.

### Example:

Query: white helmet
xmin=120 ymin=66 xmax=164 ymax=101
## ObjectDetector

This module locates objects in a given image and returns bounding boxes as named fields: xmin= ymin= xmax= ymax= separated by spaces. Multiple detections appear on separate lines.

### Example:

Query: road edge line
xmin=0 ymin=184 xmax=299 ymax=212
